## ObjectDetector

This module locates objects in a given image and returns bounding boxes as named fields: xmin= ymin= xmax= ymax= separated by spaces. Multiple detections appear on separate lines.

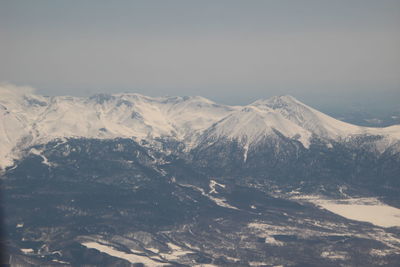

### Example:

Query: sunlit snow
xmin=81 ymin=241 xmax=168 ymax=266
xmin=296 ymin=196 xmax=400 ymax=228
xmin=1 ymin=85 xmax=399 ymax=170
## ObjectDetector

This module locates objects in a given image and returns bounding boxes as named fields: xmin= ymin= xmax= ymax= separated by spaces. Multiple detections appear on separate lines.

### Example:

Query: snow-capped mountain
xmin=1 ymin=85 xmax=399 ymax=170
xmin=3 ymin=86 xmax=400 ymax=267
xmin=201 ymin=105 xmax=313 ymax=149
xmin=253 ymin=95 xmax=400 ymax=141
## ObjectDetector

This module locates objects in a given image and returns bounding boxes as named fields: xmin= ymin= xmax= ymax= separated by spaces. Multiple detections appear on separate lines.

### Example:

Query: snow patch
xmin=249 ymin=261 xmax=268 ymax=266
xmin=295 ymin=196 xmax=400 ymax=228
xmin=30 ymin=148 xmax=53 ymax=167
xmin=81 ymin=241 xmax=168 ymax=266
xmin=21 ymin=248 xmax=34 ymax=254
xmin=52 ymin=259 xmax=69 ymax=264
xmin=209 ymin=180 xmax=225 ymax=194
xmin=370 ymin=248 xmax=397 ymax=257
xmin=160 ymin=242 xmax=193 ymax=260
xmin=180 ymin=184 xmax=239 ymax=210
xmin=321 ymin=251 xmax=347 ymax=260
xmin=265 ymin=236 xmax=284 ymax=246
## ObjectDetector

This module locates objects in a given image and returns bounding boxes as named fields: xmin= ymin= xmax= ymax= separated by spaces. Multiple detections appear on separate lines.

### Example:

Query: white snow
xmin=248 ymin=217 xmax=400 ymax=255
xmin=249 ymin=261 xmax=269 ymax=266
xmin=264 ymin=236 xmax=284 ymax=246
xmin=320 ymin=251 xmax=347 ymax=260
xmin=146 ymin=247 xmax=160 ymax=253
xmin=81 ymin=241 xmax=168 ymax=266
xmin=159 ymin=242 xmax=193 ymax=260
xmin=252 ymin=95 xmax=364 ymax=139
xmin=180 ymin=183 xmax=239 ymax=210
xmin=317 ymin=200 xmax=400 ymax=228
xmin=209 ymin=180 xmax=225 ymax=194
xmin=370 ymin=248 xmax=397 ymax=257
xmin=205 ymin=105 xmax=312 ymax=149
xmin=20 ymin=248 xmax=34 ymax=254
xmin=52 ymin=259 xmax=69 ymax=264
xmin=1 ymin=85 xmax=399 ymax=170
xmin=30 ymin=148 xmax=52 ymax=166
xmin=295 ymin=196 xmax=400 ymax=228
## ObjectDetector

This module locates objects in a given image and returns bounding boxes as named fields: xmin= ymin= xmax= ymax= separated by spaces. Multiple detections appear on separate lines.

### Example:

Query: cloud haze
xmin=1 ymin=0 xmax=399 ymax=108
xmin=0 ymin=82 xmax=36 ymax=96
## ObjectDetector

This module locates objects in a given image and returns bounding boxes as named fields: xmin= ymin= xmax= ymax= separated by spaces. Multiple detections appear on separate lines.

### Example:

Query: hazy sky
xmin=1 ymin=0 xmax=400 ymax=109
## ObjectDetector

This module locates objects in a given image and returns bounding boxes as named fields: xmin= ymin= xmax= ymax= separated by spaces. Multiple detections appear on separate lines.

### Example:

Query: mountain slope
xmin=200 ymin=105 xmax=312 ymax=149
xmin=2 ymin=86 xmax=400 ymax=266
xmin=252 ymin=95 xmax=364 ymax=138
xmin=3 ymin=137 xmax=400 ymax=266
xmin=0 ymin=86 xmax=399 ymax=170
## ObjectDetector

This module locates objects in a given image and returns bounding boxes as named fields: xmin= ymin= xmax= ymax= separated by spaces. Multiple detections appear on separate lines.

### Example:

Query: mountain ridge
xmin=2 ymin=87 xmax=400 ymax=266
xmin=1 ymin=86 xmax=399 ymax=170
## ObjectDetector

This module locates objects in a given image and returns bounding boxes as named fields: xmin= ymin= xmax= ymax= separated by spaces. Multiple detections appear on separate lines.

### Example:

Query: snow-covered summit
xmin=252 ymin=95 xmax=299 ymax=109
xmin=203 ymin=105 xmax=312 ymax=149
xmin=251 ymin=95 xmax=365 ymax=139
xmin=0 ymin=86 xmax=399 ymax=170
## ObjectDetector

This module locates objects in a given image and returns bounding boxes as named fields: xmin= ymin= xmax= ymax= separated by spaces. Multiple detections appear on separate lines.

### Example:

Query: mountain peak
xmin=88 ymin=93 xmax=116 ymax=104
xmin=1 ymin=89 xmax=399 ymax=170
xmin=269 ymin=94 xmax=298 ymax=102
xmin=250 ymin=95 xmax=301 ymax=109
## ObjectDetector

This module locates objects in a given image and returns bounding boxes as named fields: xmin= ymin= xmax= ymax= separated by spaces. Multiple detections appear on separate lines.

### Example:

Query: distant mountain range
xmin=2 ymin=87 xmax=400 ymax=266
xmin=1 ymin=88 xmax=399 ymax=170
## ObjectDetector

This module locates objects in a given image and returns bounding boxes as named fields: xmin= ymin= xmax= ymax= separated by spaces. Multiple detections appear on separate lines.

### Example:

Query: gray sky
xmin=1 ymin=0 xmax=400 ymax=109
